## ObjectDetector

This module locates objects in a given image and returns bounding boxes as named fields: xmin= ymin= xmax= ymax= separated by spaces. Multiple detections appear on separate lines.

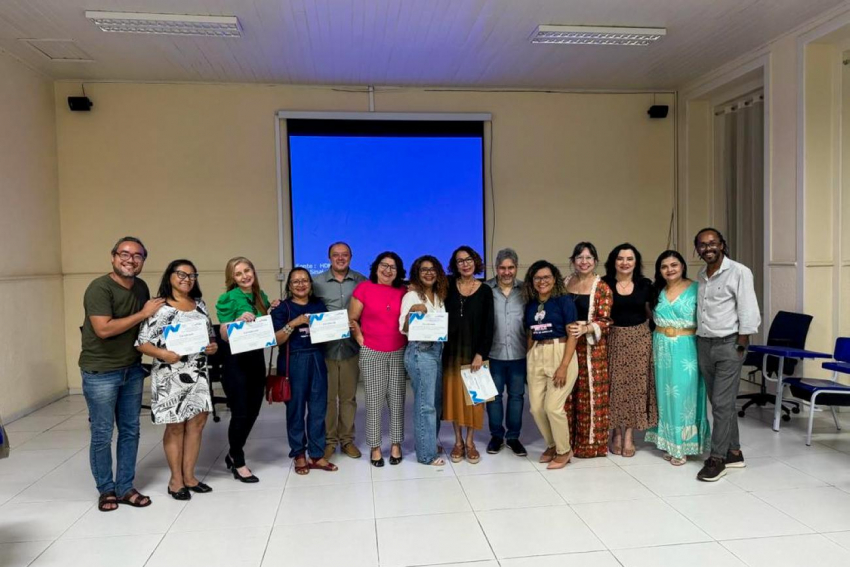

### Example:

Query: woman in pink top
xmin=349 ymin=252 xmax=408 ymax=467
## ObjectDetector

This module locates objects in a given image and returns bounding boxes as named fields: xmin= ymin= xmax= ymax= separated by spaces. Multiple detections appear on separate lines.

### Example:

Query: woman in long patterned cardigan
xmin=564 ymin=242 xmax=614 ymax=458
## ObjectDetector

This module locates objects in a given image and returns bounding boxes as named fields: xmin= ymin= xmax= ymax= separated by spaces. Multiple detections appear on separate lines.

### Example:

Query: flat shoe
xmin=185 ymin=482 xmax=212 ymax=494
xmin=670 ymin=457 xmax=687 ymax=466
xmin=309 ymin=459 xmax=339 ymax=472
xmin=168 ymin=486 xmax=192 ymax=500
xmin=622 ymin=446 xmax=636 ymax=458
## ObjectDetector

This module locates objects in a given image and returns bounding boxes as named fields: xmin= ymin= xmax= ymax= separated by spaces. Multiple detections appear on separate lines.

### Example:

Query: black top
xmin=444 ymin=278 xmax=495 ymax=361
xmin=607 ymin=278 xmax=653 ymax=327
xmin=571 ymin=293 xmax=590 ymax=321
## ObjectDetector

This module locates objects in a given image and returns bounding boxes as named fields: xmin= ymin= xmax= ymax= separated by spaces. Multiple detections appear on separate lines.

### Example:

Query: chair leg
xmin=831 ymin=407 xmax=842 ymax=431
xmin=806 ymin=393 xmax=818 ymax=447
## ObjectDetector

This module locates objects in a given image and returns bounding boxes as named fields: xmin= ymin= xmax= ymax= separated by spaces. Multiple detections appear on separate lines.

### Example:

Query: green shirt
xmin=215 ymin=287 xmax=270 ymax=323
xmin=79 ymin=274 xmax=150 ymax=372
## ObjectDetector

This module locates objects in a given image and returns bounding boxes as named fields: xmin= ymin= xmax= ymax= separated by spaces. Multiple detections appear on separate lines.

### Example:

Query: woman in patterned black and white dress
xmin=136 ymin=259 xmax=217 ymax=501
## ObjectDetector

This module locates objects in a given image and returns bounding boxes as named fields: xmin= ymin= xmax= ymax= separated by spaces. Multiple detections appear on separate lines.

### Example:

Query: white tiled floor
xmin=2 ymin=387 xmax=850 ymax=566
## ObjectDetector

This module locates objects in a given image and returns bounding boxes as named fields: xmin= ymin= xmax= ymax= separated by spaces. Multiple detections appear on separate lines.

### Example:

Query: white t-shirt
xmin=398 ymin=289 xmax=446 ymax=335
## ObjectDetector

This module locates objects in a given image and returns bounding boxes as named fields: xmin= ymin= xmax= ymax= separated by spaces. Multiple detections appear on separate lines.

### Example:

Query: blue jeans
xmin=404 ymin=341 xmax=443 ymax=464
xmin=81 ymin=363 xmax=146 ymax=496
xmin=486 ymin=358 xmax=526 ymax=440
xmin=285 ymin=349 xmax=328 ymax=459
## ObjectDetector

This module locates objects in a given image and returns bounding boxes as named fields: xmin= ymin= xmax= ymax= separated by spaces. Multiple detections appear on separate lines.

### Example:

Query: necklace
xmin=457 ymin=278 xmax=475 ymax=318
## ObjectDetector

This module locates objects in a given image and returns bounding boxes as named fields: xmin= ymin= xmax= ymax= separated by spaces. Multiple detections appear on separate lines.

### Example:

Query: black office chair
xmin=206 ymin=325 xmax=229 ymax=422
xmin=737 ymin=310 xmax=813 ymax=421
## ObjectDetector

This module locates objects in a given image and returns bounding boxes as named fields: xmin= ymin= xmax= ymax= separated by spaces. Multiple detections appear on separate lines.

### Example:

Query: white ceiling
xmin=0 ymin=0 xmax=846 ymax=89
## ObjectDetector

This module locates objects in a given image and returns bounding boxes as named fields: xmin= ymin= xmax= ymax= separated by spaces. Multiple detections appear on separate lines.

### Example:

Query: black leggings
xmin=221 ymin=348 xmax=266 ymax=468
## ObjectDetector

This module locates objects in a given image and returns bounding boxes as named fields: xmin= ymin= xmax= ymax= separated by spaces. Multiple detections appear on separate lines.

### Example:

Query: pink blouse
xmin=352 ymin=281 xmax=407 ymax=352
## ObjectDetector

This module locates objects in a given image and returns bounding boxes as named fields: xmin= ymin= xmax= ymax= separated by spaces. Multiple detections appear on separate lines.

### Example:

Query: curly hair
xmin=448 ymin=245 xmax=484 ymax=276
xmin=368 ymin=251 xmax=406 ymax=287
xmin=523 ymin=260 xmax=568 ymax=303
xmin=409 ymin=255 xmax=449 ymax=301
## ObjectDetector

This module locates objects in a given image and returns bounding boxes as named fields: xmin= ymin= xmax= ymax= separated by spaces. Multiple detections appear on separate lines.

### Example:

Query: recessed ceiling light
xmin=85 ymin=11 xmax=242 ymax=37
xmin=531 ymin=25 xmax=666 ymax=46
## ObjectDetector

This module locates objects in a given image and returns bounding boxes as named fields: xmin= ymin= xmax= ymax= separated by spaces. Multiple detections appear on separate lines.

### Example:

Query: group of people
xmin=78 ymin=228 xmax=759 ymax=512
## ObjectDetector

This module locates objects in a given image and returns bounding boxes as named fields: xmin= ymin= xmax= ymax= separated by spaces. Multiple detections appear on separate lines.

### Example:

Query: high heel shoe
xmin=225 ymin=455 xmax=260 ymax=483
xmin=168 ymin=486 xmax=192 ymax=500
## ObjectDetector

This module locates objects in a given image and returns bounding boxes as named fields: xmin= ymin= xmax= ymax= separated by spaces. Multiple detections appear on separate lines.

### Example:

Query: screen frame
xmin=275 ymin=111 xmax=492 ymax=280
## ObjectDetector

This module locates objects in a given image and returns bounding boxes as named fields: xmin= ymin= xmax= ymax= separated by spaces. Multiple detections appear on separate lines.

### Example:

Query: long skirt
xmin=608 ymin=322 xmax=658 ymax=430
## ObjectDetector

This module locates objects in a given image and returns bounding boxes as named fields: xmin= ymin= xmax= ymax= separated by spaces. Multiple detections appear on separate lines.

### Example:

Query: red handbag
xmin=265 ymin=305 xmax=291 ymax=403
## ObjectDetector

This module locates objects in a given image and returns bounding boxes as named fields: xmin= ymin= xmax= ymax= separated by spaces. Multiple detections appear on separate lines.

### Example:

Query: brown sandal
xmin=539 ymin=446 xmax=556 ymax=463
xmin=118 ymin=489 xmax=152 ymax=508
xmin=308 ymin=458 xmax=339 ymax=472
xmin=294 ymin=456 xmax=310 ymax=475
xmin=465 ymin=443 xmax=481 ymax=464
xmin=98 ymin=491 xmax=118 ymax=512
xmin=450 ymin=442 xmax=465 ymax=463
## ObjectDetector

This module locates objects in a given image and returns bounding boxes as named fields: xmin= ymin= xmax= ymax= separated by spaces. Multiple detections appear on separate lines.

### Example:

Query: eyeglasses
xmin=533 ymin=275 xmax=554 ymax=283
xmin=379 ymin=262 xmax=398 ymax=272
xmin=574 ymin=256 xmax=595 ymax=262
xmin=290 ymin=279 xmax=310 ymax=285
xmin=696 ymin=241 xmax=720 ymax=251
xmin=174 ymin=271 xmax=199 ymax=281
xmin=114 ymin=251 xmax=145 ymax=262
xmin=456 ymin=257 xmax=475 ymax=266
xmin=419 ymin=267 xmax=437 ymax=274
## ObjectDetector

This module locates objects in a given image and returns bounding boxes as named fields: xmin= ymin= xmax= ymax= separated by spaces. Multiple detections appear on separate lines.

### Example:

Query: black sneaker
xmin=696 ymin=457 xmax=727 ymax=482
xmin=724 ymin=450 xmax=746 ymax=469
xmin=486 ymin=436 xmax=504 ymax=454
xmin=506 ymin=439 xmax=528 ymax=456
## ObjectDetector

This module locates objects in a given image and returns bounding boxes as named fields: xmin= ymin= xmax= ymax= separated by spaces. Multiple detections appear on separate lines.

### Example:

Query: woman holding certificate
xmin=523 ymin=260 xmax=580 ymax=469
xmin=216 ymin=256 xmax=271 ymax=483
xmin=349 ymin=252 xmax=408 ymax=467
xmin=271 ymin=268 xmax=338 ymax=475
xmin=399 ymin=255 xmax=448 ymax=466
xmin=443 ymin=246 xmax=494 ymax=465
xmin=136 ymin=259 xmax=217 ymax=500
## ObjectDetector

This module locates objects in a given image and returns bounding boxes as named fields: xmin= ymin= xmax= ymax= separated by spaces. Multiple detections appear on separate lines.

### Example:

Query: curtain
xmin=714 ymin=95 xmax=765 ymax=311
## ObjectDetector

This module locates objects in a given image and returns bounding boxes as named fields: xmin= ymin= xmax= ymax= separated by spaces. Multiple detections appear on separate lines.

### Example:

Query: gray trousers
xmin=697 ymin=335 xmax=745 ymax=459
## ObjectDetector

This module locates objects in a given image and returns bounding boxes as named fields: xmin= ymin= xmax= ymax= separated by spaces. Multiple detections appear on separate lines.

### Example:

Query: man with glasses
xmin=485 ymin=248 xmax=528 ymax=456
xmin=693 ymin=228 xmax=761 ymax=482
xmin=80 ymin=236 xmax=165 ymax=511
xmin=313 ymin=242 xmax=366 ymax=460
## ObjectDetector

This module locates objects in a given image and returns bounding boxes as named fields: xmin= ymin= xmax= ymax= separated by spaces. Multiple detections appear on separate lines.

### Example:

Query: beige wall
xmin=54 ymin=82 xmax=675 ymax=388
xmin=680 ymin=5 xmax=850 ymax=381
xmin=0 ymin=53 xmax=67 ymax=419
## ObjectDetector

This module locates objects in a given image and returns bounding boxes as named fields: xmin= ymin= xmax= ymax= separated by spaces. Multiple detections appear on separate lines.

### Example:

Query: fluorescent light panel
xmin=531 ymin=25 xmax=666 ymax=46
xmin=85 ymin=11 xmax=241 ymax=37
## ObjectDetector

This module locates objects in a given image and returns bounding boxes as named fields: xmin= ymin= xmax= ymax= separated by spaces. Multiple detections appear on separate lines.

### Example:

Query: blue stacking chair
xmin=785 ymin=337 xmax=850 ymax=445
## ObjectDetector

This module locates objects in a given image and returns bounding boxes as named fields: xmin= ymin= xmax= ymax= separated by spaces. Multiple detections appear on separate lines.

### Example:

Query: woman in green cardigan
xmin=216 ymin=256 xmax=273 ymax=483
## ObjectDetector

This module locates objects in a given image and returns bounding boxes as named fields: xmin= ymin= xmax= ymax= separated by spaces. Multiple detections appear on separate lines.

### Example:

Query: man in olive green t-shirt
xmin=79 ymin=236 xmax=163 ymax=511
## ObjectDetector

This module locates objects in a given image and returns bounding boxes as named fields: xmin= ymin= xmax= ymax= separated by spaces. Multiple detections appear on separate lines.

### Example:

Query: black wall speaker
xmin=68 ymin=96 xmax=93 ymax=111
xmin=647 ymin=105 xmax=668 ymax=119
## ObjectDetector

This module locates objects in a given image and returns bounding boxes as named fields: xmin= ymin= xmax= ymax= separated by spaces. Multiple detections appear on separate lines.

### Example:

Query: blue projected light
xmin=289 ymin=134 xmax=484 ymax=276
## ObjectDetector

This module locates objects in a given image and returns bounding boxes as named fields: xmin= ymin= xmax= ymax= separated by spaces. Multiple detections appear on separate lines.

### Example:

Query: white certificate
xmin=226 ymin=315 xmax=277 ymax=354
xmin=163 ymin=318 xmax=210 ymax=356
xmin=408 ymin=312 xmax=448 ymax=342
xmin=309 ymin=310 xmax=351 ymax=344
xmin=460 ymin=362 xmax=498 ymax=405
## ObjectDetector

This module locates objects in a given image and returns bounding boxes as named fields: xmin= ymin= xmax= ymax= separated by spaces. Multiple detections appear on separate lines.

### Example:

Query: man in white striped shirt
xmin=694 ymin=227 xmax=761 ymax=482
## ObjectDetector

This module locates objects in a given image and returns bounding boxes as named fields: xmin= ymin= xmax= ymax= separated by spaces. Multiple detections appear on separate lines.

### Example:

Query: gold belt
xmin=655 ymin=326 xmax=696 ymax=337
